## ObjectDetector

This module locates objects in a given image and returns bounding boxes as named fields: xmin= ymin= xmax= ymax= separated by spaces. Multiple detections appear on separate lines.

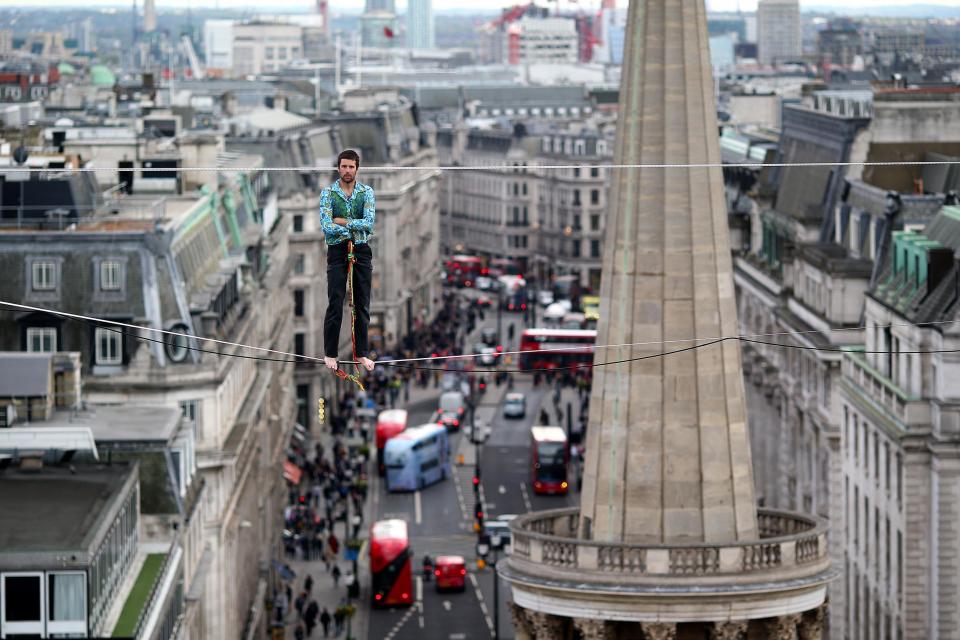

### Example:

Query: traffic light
xmin=474 ymin=502 xmax=484 ymax=531
xmin=472 ymin=474 xmax=481 ymax=494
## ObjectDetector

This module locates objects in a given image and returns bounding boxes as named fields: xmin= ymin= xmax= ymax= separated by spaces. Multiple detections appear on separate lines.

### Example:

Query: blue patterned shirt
xmin=319 ymin=179 xmax=376 ymax=246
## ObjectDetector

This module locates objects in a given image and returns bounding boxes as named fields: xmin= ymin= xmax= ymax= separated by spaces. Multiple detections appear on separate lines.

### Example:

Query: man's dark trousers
xmin=324 ymin=241 xmax=372 ymax=359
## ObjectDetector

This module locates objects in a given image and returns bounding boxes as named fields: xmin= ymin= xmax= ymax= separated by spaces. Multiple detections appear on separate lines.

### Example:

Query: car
xmin=478 ymin=347 xmax=498 ymax=367
xmin=480 ymin=328 xmax=498 ymax=347
xmin=434 ymin=409 xmax=463 ymax=431
xmin=475 ymin=276 xmax=493 ymax=291
xmin=482 ymin=520 xmax=512 ymax=553
xmin=434 ymin=555 xmax=467 ymax=591
xmin=537 ymin=289 xmax=555 ymax=307
xmin=503 ymin=392 xmax=526 ymax=419
xmin=474 ymin=295 xmax=493 ymax=309
xmin=439 ymin=391 xmax=466 ymax=414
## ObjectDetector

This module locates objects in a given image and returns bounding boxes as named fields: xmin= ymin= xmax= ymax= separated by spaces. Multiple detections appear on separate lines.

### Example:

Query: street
xmin=366 ymin=300 xmax=580 ymax=640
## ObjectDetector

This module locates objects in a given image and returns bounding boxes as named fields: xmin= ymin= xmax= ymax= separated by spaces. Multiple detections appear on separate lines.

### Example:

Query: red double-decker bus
xmin=444 ymin=255 xmax=482 ymax=288
xmin=518 ymin=328 xmax=596 ymax=370
xmin=370 ymin=519 xmax=413 ymax=607
xmin=376 ymin=409 xmax=408 ymax=476
xmin=530 ymin=426 xmax=569 ymax=495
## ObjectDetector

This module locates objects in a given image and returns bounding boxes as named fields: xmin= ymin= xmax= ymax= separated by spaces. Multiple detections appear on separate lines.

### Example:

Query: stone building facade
xmin=0 ymin=156 xmax=292 ymax=640
xmin=733 ymin=86 xmax=960 ymax=639
xmin=437 ymin=120 xmax=612 ymax=290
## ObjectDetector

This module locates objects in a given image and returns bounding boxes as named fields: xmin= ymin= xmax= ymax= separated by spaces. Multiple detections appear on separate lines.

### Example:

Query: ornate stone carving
xmin=508 ymin=602 xmax=534 ymax=640
xmin=574 ymin=617 xmax=611 ymax=640
xmin=799 ymin=605 xmax=827 ymax=640
xmin=767 ymin=613 xmax=801 ymax=640
xmin=711 ymin=621 xmax=749 ymax=640
xmin=641 ymin=622 xmax=677 ymax=640
xmin=527 ymin=611 xmax=566 ymax=640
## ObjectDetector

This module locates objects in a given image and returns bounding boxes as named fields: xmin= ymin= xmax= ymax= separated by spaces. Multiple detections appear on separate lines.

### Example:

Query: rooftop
xmin=21 ymin=404 xmax=182 ymax=444
xmin=0 ymin=462 xmax=137 ymax=553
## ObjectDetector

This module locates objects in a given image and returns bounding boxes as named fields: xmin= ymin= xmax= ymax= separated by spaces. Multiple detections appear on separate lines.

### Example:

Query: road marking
xmin=468 ymin=572 xmax=495 ymax=635
xmin=443 ymin=600 xmax=452 ymax=611
xmin=415 ymin=490 xmax=422 ymax=525
xmin=416 ymin=575 xmax=423 ymax=602
xmin=450 ymin=634 xmax=466 ymax=640
xmin=451 ymin=465 xmax=471 ymax=520
xmin=498 ymin=484 xmax=507 ymax=494
xmin=520 ymin=482 xmax=533 ymax=512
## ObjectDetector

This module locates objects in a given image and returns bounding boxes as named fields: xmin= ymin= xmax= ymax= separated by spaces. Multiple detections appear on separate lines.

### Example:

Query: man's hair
xmin=337 ymin=149 xmax=361 ymax=169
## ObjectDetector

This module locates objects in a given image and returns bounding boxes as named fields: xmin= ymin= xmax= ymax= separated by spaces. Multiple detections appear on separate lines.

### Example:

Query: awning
xmin=283 ymin=460 xmax=303 ymax=484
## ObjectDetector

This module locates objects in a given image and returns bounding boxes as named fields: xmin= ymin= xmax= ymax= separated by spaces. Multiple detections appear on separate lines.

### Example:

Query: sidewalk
xmin=279 ymin=421 xmax=375 ymax=640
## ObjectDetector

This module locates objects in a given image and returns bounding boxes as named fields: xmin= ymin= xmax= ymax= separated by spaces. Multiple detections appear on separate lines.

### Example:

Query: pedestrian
xmin=274 ymin=591 xmax=288 ymax=623
xmin=294 ymin=591 xmax=306 ymax=620
xmin=294 ymin=622 xmax=306 ymax=640
xmin=304 ymin=600 xmax=319 ymax=637
xmin=320 ymin=149 xmax=377 ymax=374
xmin=331 ymin=564 xmax=342 ymax=587
xmin=328 ymin=532 xmax=340 ymax=555
xmin=333 ymin=607 xmax=345 ymax=636
xmin=319 ymin=607 xmax=332 ymax=638
xmin=304 ymin=574 xmax=313 ymax=595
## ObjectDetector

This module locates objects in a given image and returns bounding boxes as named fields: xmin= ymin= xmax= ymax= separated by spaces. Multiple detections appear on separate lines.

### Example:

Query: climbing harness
xmin=333 ymin=240 xmax=366 ymax=391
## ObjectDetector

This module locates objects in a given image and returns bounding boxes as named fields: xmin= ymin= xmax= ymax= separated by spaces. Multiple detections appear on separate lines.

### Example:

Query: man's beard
xmin=340 ymin=173 xmax=355 ymax=183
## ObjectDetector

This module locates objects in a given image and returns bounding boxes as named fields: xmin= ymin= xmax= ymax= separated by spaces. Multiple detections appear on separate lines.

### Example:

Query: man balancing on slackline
xmin=320 ymin=149 xmax=376 ymax=375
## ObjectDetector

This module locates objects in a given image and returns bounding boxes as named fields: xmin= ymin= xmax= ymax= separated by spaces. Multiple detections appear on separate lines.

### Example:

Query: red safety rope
xmin=333 ymin=240 xmax=365 ymax=391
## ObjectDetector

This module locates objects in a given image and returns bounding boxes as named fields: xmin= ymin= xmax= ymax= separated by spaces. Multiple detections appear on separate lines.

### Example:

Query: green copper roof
xmin=90 ymin=64 xmax=116 ymax=86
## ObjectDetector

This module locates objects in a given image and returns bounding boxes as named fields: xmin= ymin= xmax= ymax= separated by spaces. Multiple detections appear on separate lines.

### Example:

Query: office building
xmin=758 ymin=0 xmax=801 ymax=66
xmin=408 ymin=0 xmax=435 ymax=50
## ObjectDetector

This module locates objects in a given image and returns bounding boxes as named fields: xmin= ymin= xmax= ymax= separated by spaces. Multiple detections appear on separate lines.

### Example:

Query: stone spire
xmin=578 ymin=0 xmax=758 ymax=544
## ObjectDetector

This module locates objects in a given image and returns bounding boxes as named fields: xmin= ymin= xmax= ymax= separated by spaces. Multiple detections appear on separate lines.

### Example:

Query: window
xmin=572 ymin=240 xmax=581 ymax=258
xmin=591 ymin=214 xmax=600 ymax=231
xmin=574 ymin=167 xmax=580 ymax=178
xmin=294 ymin=332 xmax=306 ymax=359
xmin=95 ymin=327 xmax=122 ymax=365
xmin=32 ymin=261 xmax=55 ymax=291
xmin=294 ymin=289 xmax=305 ymax=317
xmin=180 ymin=399 xmax=202 ymax=439
xmin=522 ymin=183 xmax=528 ymax=196
xmin=591 ymin=240 xmax=600 ymax=258
xmin=591 ymin=167 xmax=599 ymax=178
xmin=47 ymin=572 xmax=86 ymax=634
xmin=27 ymin=327 xmax=56 ymax=352
xmin=293 ymin=253 xmax=305 ymax=275
xmin=278 ymin=47 xmax=288 ymax=60
xmin=573 ymin=190 xmax=582 ymax=206
xmin=293 ymin=214 xmax=304 ymax=233
xmin=591 ymin=189 xmax=600 ymax=205
xmin=100 ymin=260 xmax=122 ymax=291
xmin=165 ymin=323 xmax=190 ymax=363
xmin=2 ymin=573 xmax=44 ymax=636
xmin=265 ymin=46 xmax=275 ymax=59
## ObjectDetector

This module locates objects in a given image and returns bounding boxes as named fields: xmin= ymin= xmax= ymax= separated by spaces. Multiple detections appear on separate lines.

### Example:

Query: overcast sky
xmin=0 ymin=0 xmax=956 ymax=13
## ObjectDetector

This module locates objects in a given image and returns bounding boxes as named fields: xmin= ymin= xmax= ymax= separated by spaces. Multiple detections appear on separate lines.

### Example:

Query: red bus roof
xmin=449 ymin=255 xmax=482 ymax=263
xmin=521 ymin=329 xmax=597 ymax=339
xmin=376 ymin=410 xmax=407 ymax=448
xmin=531 ymin=426 xmax=568 ymax=442
xmin=435 ymin=555 xmax=465 ymax=566
xmin=371 ymin=518 xmax=408 ymax=541
xmin=393 ymin=423 xmax=446 ymax=442
xmin=370 ymin=519 xmax=409 ymax=571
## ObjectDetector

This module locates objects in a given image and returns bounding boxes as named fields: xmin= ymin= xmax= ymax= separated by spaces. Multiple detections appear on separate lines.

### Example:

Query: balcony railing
xmin=507 ymin=507 xmax=829 ymax=584
xmin=842 ymin=348 xmax=927 ymax=426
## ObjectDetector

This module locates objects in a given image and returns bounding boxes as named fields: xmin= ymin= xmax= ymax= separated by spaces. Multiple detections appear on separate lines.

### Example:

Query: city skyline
xmin=2 ymin=0 xmax=959 ymax=13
